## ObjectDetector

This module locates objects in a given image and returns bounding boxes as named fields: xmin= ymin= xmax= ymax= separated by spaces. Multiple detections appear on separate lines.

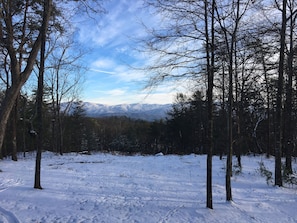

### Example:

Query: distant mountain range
xmin=80 ymin=102 xmax=172 ymax=121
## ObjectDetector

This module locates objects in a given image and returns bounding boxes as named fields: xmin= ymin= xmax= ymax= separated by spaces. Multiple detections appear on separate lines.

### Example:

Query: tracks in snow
xmin=0 ymin=207 xmax=20 ymax=223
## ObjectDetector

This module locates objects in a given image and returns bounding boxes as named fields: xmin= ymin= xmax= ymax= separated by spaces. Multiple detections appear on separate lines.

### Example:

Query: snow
xmin=0 ymin=152 xmax=297 ymax=222
xmin=72 ymin=102 xmax=171 ymax=121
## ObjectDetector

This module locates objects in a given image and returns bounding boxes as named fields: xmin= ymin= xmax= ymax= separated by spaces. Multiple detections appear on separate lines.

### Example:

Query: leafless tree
xmin=46 ymin=37 xmax=86 ymax=155
xmin=142 ymin=0 xmax=216 ymax=208
xmin=214 ymin=0 xmax=254 ymax=201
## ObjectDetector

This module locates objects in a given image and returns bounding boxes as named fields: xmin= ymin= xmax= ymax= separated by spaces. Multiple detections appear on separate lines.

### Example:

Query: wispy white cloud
xmin=90 ymin=56 xmax=147 ymax=83
xmin=107 ymin=88 xmax=126 ymax=97
xmin=77 ymin=0 xmax=193 ymax=105
xmin=91 ymin=58 xmax=116 ymax=69
xmin=76 ymin=0 xmax=154 ymax=49
xmin=90 ymin=69 xmax=116 ymax=75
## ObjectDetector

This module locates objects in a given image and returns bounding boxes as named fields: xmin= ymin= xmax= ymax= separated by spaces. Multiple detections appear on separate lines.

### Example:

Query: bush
xmin=282 ymin=164 xmax=297 ymax=187
xmin=258 ymin=161 xmax=273 ymax=185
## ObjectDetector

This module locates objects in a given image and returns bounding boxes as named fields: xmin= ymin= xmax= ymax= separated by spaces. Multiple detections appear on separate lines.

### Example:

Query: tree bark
xmin=205 ymin=0 xmax=214 ymax=209
xmin=259 ymin=43 xmax=271 ymax=158
xmin=11 ymin=101 xmax=18 ymax=161
xmin=0 ymin=84 xmax=26 ymax=158
xmin=34 ymin=0 xmax=52 ymax=190
xmin=284 ymin=2 xmax=296 ymax=174
xmin=275 ymin=0 xmax=287 ymax=187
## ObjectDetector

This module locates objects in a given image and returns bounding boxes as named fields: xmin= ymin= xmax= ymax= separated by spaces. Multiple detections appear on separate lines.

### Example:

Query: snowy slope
xmin=0 ymin=153 xmax=297 ymax=222
xmin=75 ymin=102 xmax=171 ymax=121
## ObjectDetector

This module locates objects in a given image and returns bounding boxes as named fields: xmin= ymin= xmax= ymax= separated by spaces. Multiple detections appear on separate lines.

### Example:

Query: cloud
xmin=77 ymin=0 xmax=196 ymax=105
xmin=91 ymin=58 xmax=115 ymax=69
xmin=89 ymin=69 xmax=116 ymax=75
xmin=76 ymin=0 xmax=151 ymax=49
xmin=83 ymin=80 xmax=191 ymax=105
xmin=108 ymin=88 xmax=126 ymax=96
xmin=84 ymin=90 xmax=175 ymax=105
xmin=89 ymin=56 xmax=147 ymax=83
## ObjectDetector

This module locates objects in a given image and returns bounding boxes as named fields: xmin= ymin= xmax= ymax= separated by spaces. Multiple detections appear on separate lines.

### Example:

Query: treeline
xmin=3 ymin=86 xmax=297 ymax=157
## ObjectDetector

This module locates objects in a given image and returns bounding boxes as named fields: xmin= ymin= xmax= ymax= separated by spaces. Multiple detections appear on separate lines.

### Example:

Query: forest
xmin=3 ymin=88 xmax=294 ymax=158
xmin=0 ymin=0 xmax=297 ymax=209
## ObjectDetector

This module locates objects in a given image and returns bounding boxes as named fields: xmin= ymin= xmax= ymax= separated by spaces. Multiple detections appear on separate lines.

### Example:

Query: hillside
xmin=80 ymin=102 xmax=172 ymax=121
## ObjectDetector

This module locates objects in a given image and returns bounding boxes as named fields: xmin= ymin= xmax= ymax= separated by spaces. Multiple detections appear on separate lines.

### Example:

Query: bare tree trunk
xmin=34 ymin=0 xmax=52 ymax=190
xmin=220 ymin=66 xmax=226 ymax=160
xmin=205 ymin=0 xmax=214 ymax=209
xmin=214 ymin=0 xmax=235 ymax=201
xmin=234 ymin=39 xmax=241 ymax=169
xmin=284 ymin=2 xmax=296 ymax=174
xmin=225 ymin=0 xmax=241 ymax=202
xmin=226 ymin=49 xmax=233 ymax=201
xmin=275 ymin=0 xmax=287 ymax=187
xmin=260 ymin=44 xmax=271 ymax=158
xmin=56 ymin=71 xmax=63 ymax=155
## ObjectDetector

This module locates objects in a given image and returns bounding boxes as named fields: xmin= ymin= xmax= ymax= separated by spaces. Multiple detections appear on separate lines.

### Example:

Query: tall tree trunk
xmin=275 ymin=0 xmax=287 ymax=187
xmin=34 ymin=0 xmax=52 ymax=189
xmin=225 ymin=0 xmax=242 ymax=202
xmin=234 ymin=40 xmax=241 ymax=169
xmin=220 ymin=65 xmax=226 ymax=160
xmin=284 ymin=3 xmax=296 ymax=174
xmin=226 ymin=51 xmax=233 ymax=201
xmin=260 ymin=44 xmax=271 ymax=158
xmin=56 ymin=74 xmax=63 ymax=155
xmin=205 ymin=0 xmax=214 ymax=209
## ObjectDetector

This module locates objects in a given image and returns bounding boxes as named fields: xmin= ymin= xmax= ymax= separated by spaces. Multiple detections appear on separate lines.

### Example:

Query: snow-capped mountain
xmin=81 ymin=102 xmax=171 ymax=121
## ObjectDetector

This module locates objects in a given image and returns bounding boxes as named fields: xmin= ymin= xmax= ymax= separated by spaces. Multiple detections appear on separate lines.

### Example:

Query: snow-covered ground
xmin=0 ymin=152 xmax=296 ymax=223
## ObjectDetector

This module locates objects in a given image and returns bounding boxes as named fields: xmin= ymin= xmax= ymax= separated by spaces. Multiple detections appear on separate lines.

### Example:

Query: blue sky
xmin=74 ymin=0 xmax=191 ymax=105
